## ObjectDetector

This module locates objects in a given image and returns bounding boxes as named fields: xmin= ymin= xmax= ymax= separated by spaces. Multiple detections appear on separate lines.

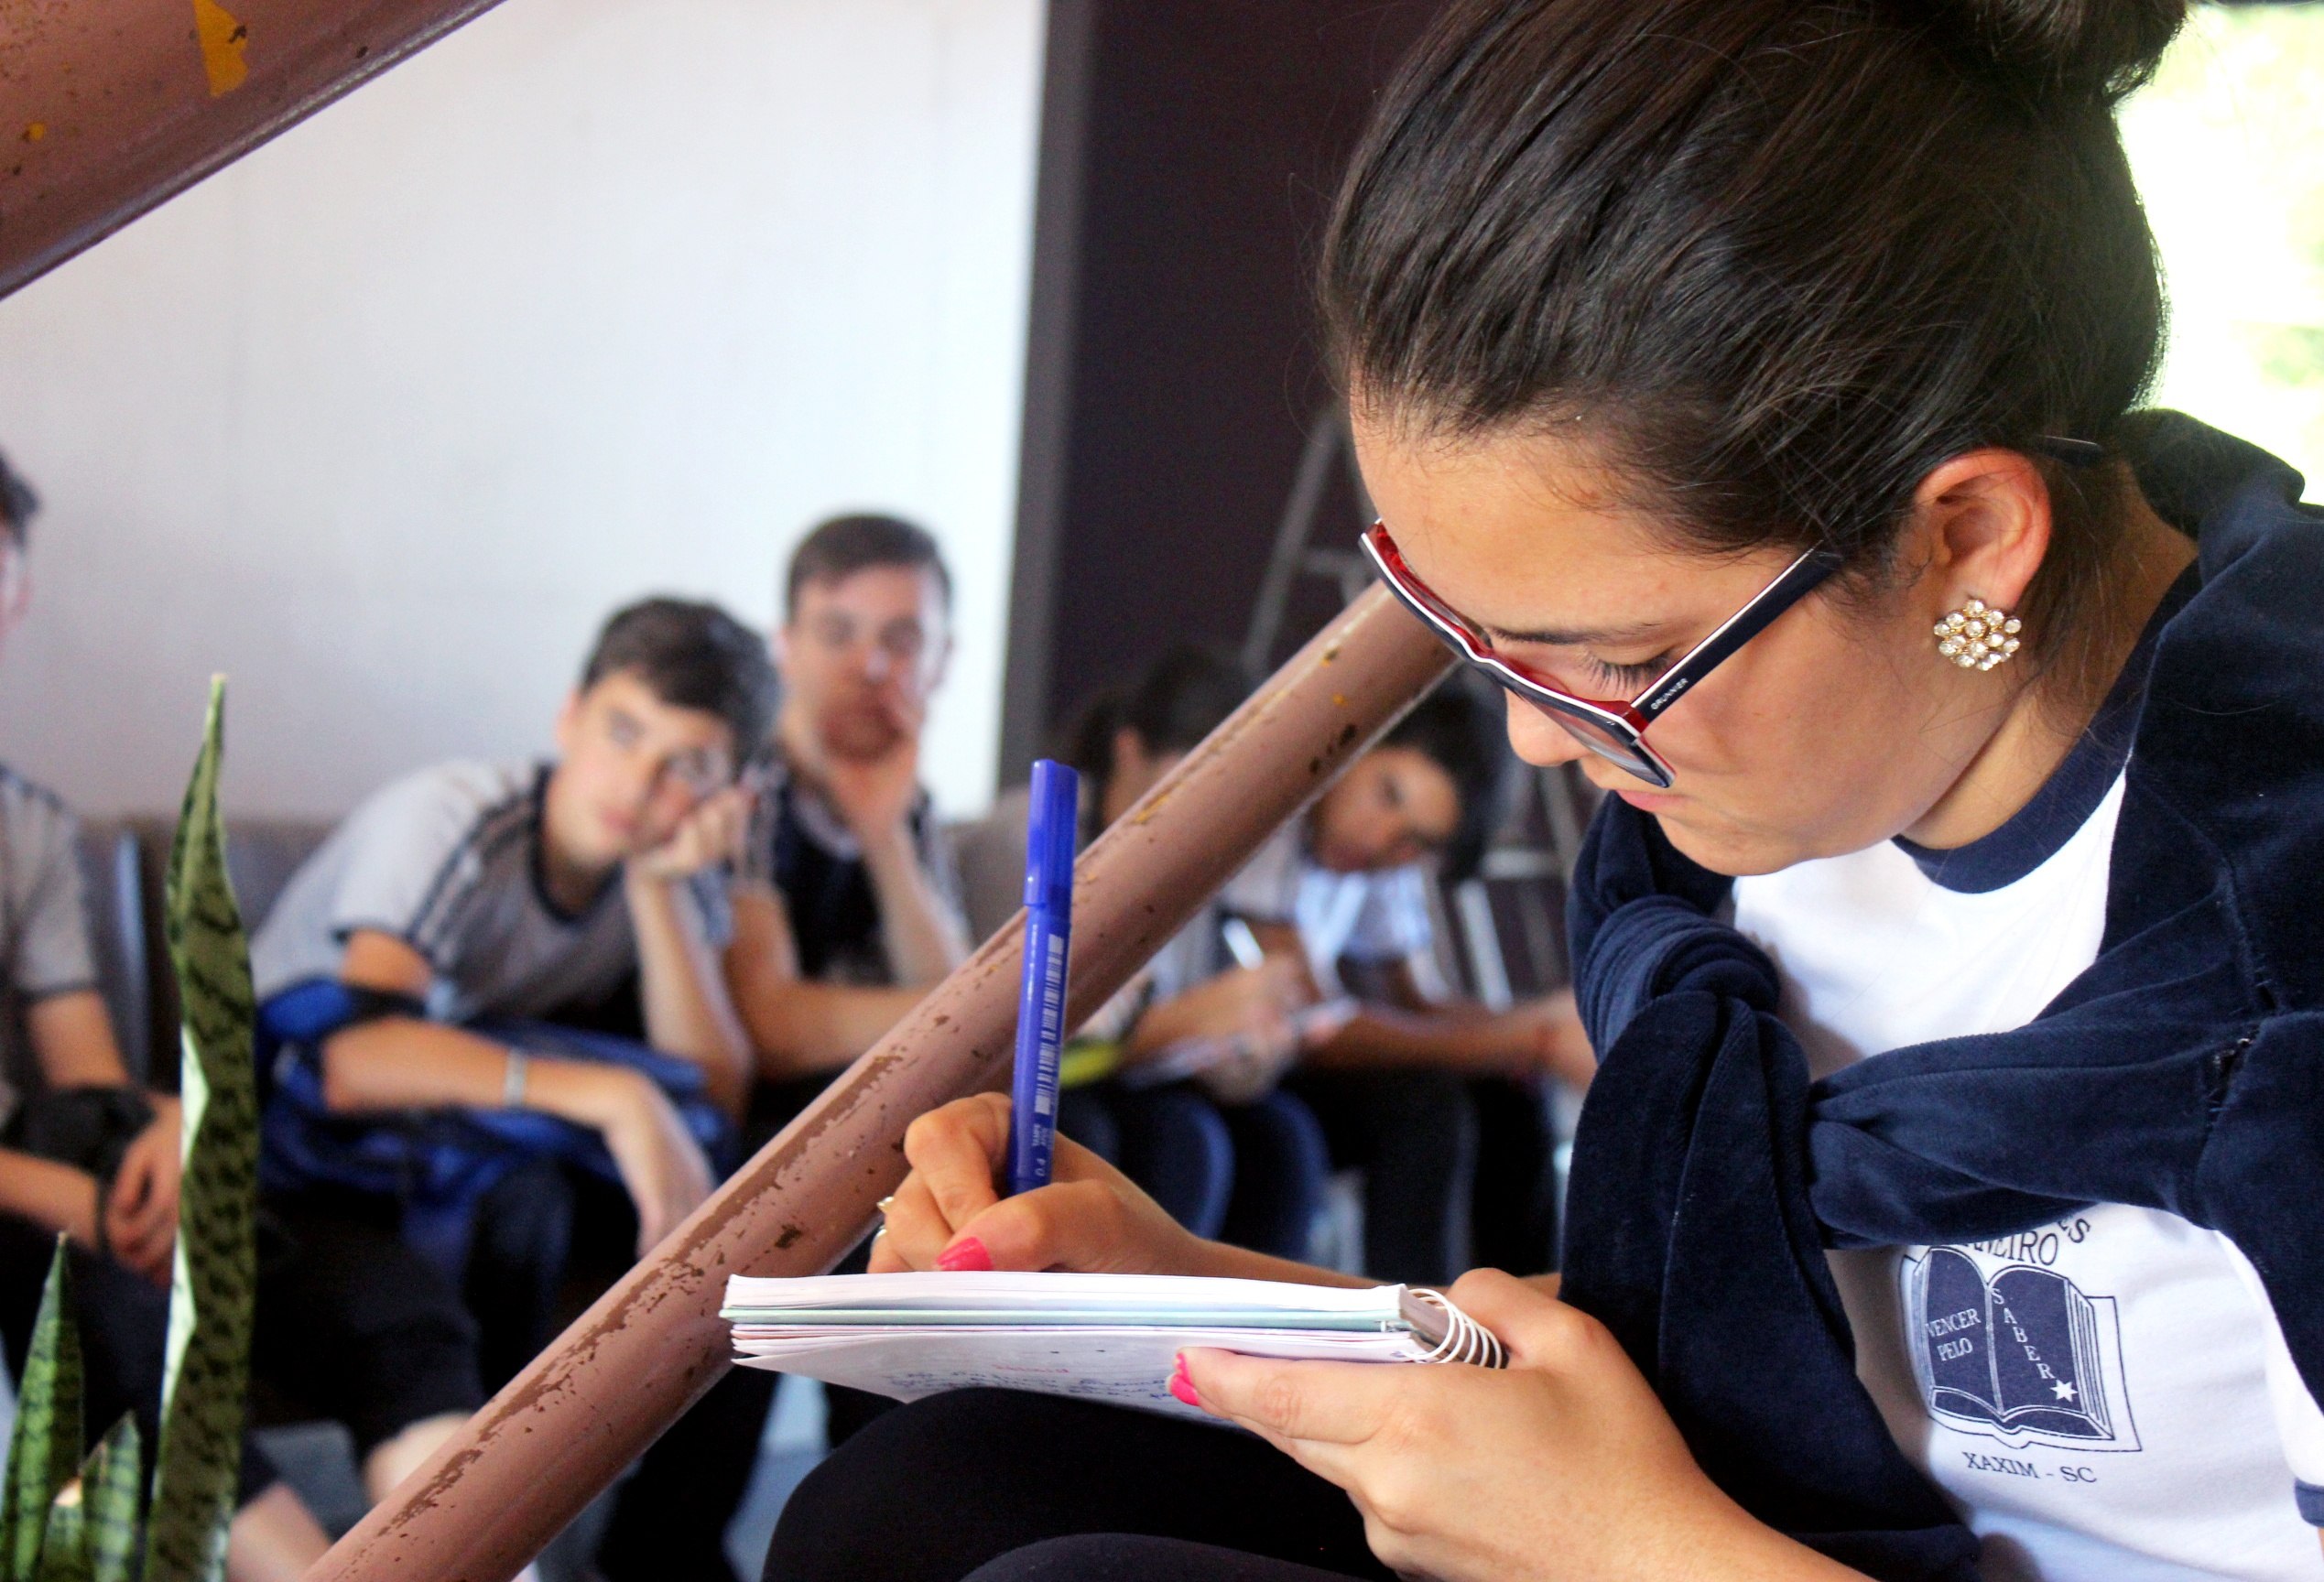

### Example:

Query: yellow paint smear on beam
xmin=192 ymin=0 xmax=250 ymax=96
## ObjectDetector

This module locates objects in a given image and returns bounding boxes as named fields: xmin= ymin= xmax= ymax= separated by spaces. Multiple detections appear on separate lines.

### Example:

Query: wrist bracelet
xmin=502 ymin=1048 xmax=529 ymax=1109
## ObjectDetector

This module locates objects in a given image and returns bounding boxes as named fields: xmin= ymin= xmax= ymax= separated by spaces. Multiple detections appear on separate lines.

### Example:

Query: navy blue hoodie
xmin=1562 ymin=414 xmax=2324 ymax=1581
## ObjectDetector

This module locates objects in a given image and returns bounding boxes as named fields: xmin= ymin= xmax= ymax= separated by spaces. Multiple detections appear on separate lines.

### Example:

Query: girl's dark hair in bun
xmin=1324 ymin=0 xmax=2184 ymax=708
xmin=1939 ymin=0 xmax=2187 ymax=103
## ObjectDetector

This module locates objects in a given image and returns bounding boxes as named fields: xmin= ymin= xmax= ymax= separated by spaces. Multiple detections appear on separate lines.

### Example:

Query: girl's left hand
xmin=1180 ymin=1270 xmax=1850 ymax=1582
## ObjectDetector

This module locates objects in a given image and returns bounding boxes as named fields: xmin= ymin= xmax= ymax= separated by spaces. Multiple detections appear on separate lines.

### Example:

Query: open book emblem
xmin=1903 ymin=1247 xmax=2140 ymax=1453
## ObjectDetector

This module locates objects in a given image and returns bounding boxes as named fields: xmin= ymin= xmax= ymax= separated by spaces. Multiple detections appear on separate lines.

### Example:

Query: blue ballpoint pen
xmin=1006 ymin=759 xmax=1079 ymax=1195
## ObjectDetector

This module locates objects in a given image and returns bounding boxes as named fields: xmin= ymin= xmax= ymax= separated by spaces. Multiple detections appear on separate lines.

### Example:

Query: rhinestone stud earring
xmin=1934 ymin=599 xmax=2022 ymax=671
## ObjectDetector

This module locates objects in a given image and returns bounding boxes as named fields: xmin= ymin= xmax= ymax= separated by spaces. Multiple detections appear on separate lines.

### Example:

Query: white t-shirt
xmin=1218 ymin=823 xmax=1433 ymax=991
xmin=1733 ymin=774 xmax=2324 ymax=1580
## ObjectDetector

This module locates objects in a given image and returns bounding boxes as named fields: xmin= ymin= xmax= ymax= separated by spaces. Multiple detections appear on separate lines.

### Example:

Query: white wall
xmin=0 ymin=0 xmax=1043 ymax=820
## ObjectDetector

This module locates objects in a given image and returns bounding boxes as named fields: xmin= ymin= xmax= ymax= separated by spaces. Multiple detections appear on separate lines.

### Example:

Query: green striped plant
xmin=1 ymin=1242 xmax=85 ymax=1581
xmin=0 ymin=679 xmax=259 ymax=1582
xmin=0 ymin=1241 xmax=148 ymax=1582
xmin=146 ymin=677 xmax=259 ymax=1582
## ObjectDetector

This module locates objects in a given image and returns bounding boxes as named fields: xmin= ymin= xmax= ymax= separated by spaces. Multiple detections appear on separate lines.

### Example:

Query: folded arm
xmin=625 ymin=867 xmax=752 ymax=1117
xmin=1237 ymin=926 xmax=1591 ymax=1084
xmin=723 ymin=883 xmax=928 ymax=1078
xmin=862 ymin=825 xmax=970 ymax=985
xmin=21 ymin=989 xmax=179 ymax=1280
xmin=323 ymin=930 xmax=711 ymax=1253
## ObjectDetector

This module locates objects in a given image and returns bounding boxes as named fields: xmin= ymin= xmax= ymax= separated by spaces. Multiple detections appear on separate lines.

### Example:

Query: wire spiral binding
xmin=1406 ymin=1287 xmax=1508 ymax=1369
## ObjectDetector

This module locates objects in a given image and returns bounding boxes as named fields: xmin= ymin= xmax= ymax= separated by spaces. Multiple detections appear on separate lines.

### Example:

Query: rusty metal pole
xmin=0 ymin=0 xmax=510 ymax=300
xmin=304 ymin=584 xmax=1451 ymax=1582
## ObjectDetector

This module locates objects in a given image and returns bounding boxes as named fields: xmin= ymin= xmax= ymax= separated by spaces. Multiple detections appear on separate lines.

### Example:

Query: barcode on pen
xmin=1041 ymin=934 xmax=1067 ymax=1031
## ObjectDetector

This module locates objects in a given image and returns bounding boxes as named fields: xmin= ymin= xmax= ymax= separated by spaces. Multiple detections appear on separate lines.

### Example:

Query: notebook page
xmin=732 ymin=1322 xmax=1439 ymax=1423
xmin=722 ymin=1271 xmax=1406 ymax=1318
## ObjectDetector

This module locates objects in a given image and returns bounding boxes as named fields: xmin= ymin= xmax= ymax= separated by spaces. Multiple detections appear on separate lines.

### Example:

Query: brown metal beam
xmin=305 ymin=584 xmax=1450 ymax=1582
xmin=0 ymin=0 xmax=510 ymax=301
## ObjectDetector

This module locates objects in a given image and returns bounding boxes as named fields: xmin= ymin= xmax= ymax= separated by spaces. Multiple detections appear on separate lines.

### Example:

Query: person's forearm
xmin=27 ymin=990 xmax=135 ymax=1089
xmin=1122 ymin=991 xmax=1220 ymax=1062
xmin=861 ymin=829 xmax=970 ymax=983
xmin=320 ymin=1018 xmax=624 ymax=1128
xmin=1304 ymin=1007 xmax=1522 ymax=1071
xmin=744 ymin=981 xmax=928 ymax=1077
xmin=0 ymin=1149 xmax=96 ymax=1241
xmin=626 ymin=872 xmax=752 ymax=1117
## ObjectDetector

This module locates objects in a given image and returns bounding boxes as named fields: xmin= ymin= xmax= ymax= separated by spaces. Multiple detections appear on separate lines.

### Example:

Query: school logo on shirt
xmin=1902 ymin=1246 xmax=2141 ymax=1453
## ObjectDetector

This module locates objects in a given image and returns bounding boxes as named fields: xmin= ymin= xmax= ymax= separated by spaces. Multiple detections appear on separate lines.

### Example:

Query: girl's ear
xmin=1909 ymin=448 xmax=2054 ymax=619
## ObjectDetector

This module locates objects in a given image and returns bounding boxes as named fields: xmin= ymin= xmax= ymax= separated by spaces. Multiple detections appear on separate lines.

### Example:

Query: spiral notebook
xmin=722 ymin=1271 xmax=1505 ymax=1422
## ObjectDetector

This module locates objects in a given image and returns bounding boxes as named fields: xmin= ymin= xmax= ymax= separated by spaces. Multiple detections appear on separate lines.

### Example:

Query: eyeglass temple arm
xmin=1634 ymin=546 xmax=1844 ymax=721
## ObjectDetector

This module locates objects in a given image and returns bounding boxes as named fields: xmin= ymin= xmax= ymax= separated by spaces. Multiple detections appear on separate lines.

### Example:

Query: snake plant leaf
xmin=143 ymin=679 xmax=259 ymax=1582
xmin=1 ymin=1240 xmax=83 ymax=1582
xmin=30 ymin=1483 xmax=85 ymax=1582
xmin=81 ymin=1417 xmax=141 ymax=1582
xmin=32 ymin=1409 xmax=143 ymax=1582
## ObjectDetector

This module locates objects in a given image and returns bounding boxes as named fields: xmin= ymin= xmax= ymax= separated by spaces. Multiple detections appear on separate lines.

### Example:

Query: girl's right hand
xmin=870 ymin=1092 xmax=1203 ymax=1276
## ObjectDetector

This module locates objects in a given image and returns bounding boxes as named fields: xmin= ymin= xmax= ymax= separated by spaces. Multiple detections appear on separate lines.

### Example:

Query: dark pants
xmin=451 ymin=1158 xmax=579 ymax=1392
xmin=963 ymin=1538 xmax=1369 ymax=1581
xmin=1060 ymin=1083 xmax=1233 ymax=1237
xmin=1063 ymin=1083 xmax=1331 ymax=1262
xmin=0 ymin=1199 xmax=484 ymax=1505
xmin=762 ymin=1390 xmax=1390 ymax=1582
xmin=1285 ymin=1068 xmax=1476 ymax=1286
xmin=1217 ymin=1091 xmax=1331 ymax=1261
xmin=249 ymin=1196 xmax=488 ymax=1458
xmin=597 ymin=1074 xmax=891 ymax=1582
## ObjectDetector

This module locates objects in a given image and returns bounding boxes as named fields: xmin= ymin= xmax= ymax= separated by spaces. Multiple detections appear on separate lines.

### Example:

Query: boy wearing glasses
xmin=724 ymin=514 xmax=970 ymax=1096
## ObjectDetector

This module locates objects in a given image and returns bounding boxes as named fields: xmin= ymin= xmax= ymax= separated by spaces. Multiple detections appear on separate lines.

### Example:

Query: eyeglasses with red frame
xmin=1359 ymin=521 xmax=1843 ymax=788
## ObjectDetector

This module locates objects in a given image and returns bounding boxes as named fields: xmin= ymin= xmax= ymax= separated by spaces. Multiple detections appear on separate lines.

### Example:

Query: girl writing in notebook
xmin=765 ymin=0 xmax=2324 ymax=1577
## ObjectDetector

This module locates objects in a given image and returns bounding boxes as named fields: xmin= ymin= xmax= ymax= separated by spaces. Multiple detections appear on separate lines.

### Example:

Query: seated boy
xmin=0 ymin=448 xmax=477 ymax=1579
xmin=249 ymin=596 xmax=770 ymax=1385
xmin=725 ymin=514 xmax=970 ymax=1113
xmin=1220 ymin=678 xmax=1593 ymax=1285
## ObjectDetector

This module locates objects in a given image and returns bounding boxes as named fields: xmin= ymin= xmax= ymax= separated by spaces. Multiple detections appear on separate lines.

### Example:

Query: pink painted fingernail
xmin=936 ymin=1236 xmax=993 ymax=1273
xmin=1167 ymin=1353 xmax=1200 ymax=1407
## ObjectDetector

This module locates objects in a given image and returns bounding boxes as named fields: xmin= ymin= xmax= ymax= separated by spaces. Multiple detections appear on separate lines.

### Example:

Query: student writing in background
xmin=1225 ymin=679 xmax=1591 ymax=1285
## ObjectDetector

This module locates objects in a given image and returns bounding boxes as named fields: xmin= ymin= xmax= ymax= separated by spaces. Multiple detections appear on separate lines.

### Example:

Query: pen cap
xmin=1023 ymin=759 xmax=1081 ymax=912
